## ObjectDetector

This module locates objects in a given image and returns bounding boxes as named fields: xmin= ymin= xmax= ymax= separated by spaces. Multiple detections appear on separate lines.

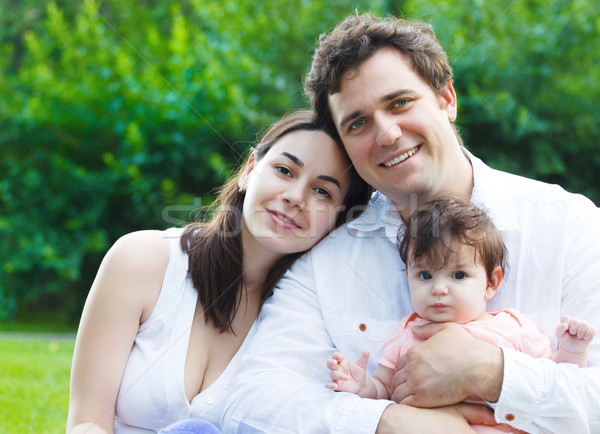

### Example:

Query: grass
xmin=0 ymin=338 xmax=75 ymax=433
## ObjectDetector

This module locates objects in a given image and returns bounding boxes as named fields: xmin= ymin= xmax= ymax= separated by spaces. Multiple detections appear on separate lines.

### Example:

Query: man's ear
xmin=485 ymin=266 xmax=504 ymax=300
xmin=238 ymin=152 xmax=256 ymax=193
xmin=439 ymin=80 xmax=457 ymax=122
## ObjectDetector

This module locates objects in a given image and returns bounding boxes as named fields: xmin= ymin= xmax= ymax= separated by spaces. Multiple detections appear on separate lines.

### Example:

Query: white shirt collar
xmin=466 ymin=149 xmax=520 ymax=231
xmin=347 ymin=191 xmax=403 ymax=244
xmin=347 ymin=148 xmax=520 ymax=241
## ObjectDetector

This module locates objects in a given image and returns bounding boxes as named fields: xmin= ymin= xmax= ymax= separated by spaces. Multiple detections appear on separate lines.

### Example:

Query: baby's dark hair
xmin=398 ymin=198 xmax=507 ymax=279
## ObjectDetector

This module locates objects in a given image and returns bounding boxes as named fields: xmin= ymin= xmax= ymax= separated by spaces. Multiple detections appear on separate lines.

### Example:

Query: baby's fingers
xmin=328 ymin=381 xmax=340 ymax=391
xmin=555 ymin=322 xmax=568 ymax=340
xmin=581 ymin=324 xmax=596 ymax=340
xmin=567 ymin=318 xmax=596 ymax=340
xmin=326 ymin=358 xmax=339 ymax=370
xmin=330 ymin=370 xmax=346 ymax=380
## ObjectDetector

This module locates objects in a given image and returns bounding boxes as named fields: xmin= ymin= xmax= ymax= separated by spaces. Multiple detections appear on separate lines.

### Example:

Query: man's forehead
xmin=327 ymin=49 xmax=422 ymax=108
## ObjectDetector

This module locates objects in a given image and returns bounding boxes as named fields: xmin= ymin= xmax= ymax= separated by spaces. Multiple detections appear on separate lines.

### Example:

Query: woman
xmin=66 ymin=110 xmax=372 ymax=433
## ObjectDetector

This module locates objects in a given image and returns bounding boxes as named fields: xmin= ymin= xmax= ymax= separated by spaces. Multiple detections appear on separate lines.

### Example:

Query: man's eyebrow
xmin=281 ymin=152 xmax=304 ymax=167
xmin=379 ymin=89 xmax=413 ymax=104
xmin=338 ymin=89 xmax=414 ymax=130
xmin=339 ymin=110 xmax=363 ymax=130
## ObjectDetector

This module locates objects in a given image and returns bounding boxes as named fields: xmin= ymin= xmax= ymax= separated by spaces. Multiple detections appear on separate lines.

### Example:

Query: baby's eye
xmin=277 ymin=166 xmax=291 ymax=176
xmin=418 ymin=272 xmax=432 ymax=280
xmin=314 ymin=187 xmax=331 ymax=199
xmin=452 ymin=272 xmax=466 ymax=280
xmin=349 ymin=119 xmax=366 ymax=130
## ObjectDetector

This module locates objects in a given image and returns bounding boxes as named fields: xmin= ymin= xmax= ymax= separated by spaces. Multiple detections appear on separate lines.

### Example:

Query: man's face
xmin=327 ymin=48 xmax=460 ymax=209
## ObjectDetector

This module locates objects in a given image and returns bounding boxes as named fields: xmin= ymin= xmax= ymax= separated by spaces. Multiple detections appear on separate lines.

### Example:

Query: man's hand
xmin=375 ymin=402 xmax=496 ymax=434
xmin=391 ymin=322 xmax=504 ymax=407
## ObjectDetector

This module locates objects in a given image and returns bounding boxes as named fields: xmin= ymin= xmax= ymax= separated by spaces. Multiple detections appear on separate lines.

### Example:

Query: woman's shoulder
xmin=107 ymin=230 xmax=171 ymax=267
xmin=98 ymin=230 xmax=172 ymax=317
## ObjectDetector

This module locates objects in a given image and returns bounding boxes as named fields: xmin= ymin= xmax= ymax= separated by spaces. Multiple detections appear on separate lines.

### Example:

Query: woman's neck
xmin=240 ymin=252 xmax=279 ymax=298
xmin=239 ymin=222 xmax=285 ymax=298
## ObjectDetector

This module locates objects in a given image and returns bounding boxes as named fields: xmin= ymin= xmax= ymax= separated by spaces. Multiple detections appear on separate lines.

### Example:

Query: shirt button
xmin=505 ymin=414 xmax=515 ymax=422
xmin=359 ymin=323 xmax=367 ymax=332
xmin=182 ymin=405 xmax=190 ymax=415
xmin=206 ymin=396 xmax=215 ymax=405
xmin=222 ymin=382 xmax=230 ymax=390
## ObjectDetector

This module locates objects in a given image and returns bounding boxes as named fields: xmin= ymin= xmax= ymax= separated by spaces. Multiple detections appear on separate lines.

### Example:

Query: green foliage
xmin=0 ymin=0 xmax=385 ymax=321
xmin=3 ymin=0 xmax=598 ymax=322
xmin=398 ymin=0 xmax=600 ymax=201
xmin=0 ymin=338 xmax=74 ymax=432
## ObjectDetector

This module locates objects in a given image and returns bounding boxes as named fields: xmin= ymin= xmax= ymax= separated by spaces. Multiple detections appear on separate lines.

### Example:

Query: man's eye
xmin=350 ymin=119 xmax=366 ymax=130
xmin=452 ymin=272 xmax=466 ymax=280
xmin=418 ymin=272 xmax=432 ymax=280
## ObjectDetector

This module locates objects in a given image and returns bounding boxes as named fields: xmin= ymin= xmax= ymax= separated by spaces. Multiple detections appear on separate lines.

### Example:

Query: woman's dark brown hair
xmin=181 ymin=110 xmax=372 ymax=332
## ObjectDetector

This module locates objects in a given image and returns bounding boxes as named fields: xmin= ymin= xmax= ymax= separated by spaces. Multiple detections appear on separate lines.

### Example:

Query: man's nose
xmin=374 ymin=112 xmax=402 ymax=147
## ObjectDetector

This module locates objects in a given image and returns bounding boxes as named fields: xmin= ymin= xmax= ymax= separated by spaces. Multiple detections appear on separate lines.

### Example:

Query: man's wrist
xmin=375 ymin=404 xmax=406 ymax=434
xmin=479 ymin=346 xmax=504 ymax=403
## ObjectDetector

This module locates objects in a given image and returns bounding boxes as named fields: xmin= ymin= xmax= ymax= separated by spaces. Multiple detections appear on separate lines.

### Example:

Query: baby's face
xmin=406 ymin=244 xmax=495 ymax=324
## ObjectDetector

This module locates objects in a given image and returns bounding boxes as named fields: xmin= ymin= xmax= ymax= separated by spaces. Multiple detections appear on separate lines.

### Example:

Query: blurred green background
xmin=1 ymin=0 xmax=599 ymax=328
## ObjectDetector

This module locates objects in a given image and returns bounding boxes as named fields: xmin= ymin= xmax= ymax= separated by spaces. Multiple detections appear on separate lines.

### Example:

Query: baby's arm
xmin=326 ymin=350 xmax=392 ymax=399
xmin=553 ymin=315 xmax=596 ymax=367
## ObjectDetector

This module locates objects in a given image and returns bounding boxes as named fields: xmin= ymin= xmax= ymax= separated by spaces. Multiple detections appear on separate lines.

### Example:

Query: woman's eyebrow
xmin=281 ymin=152 xmax=341 ymax=190
xmin=281 ymin=152 xmax=303 ymax=167
xmin=318 ymin=175 xmax=341 ymax=190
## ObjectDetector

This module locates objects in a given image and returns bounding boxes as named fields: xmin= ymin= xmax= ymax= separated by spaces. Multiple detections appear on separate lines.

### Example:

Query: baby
xmin=327 ymin=198 xmax=595 ymax=432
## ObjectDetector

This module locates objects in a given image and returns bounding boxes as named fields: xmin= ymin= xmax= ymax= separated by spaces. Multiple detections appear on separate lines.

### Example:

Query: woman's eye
xmin=277 ymin=166 xmax=291 ymax=176
xmin=452 ymin=272 xmax=466 ymax=280
xmin=314 ymin=187 xmax=331 ymax=199
xmin=349 ymin=119 xmax=366 ymax=130
xmin=394 ymin=99 xmax=408 ymax=108
xmin=418 ymin=272 xmax=432 ymax=280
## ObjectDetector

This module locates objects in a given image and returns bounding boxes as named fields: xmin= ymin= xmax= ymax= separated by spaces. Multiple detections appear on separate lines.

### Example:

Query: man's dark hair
xmin=304 ymin=13 xmax=453 ymax=131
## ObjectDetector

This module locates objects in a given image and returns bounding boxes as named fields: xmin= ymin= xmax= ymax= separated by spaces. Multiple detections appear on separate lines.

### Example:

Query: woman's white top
xmin=114 ymin=227 xmax=257 ymax=433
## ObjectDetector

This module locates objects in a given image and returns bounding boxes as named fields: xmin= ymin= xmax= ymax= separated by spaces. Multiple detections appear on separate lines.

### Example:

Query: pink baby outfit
xmin=379 ymin=309 xmax=552 ymax=433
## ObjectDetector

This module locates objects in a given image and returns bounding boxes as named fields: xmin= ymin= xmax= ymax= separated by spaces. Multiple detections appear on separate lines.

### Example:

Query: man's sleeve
xmin=495 ymin=350 xmax=600 ymax=433
xmin=494 ymin=199 xmax=600 ymax=433
xmin=221 ymin=252 xmax=392 ymax=433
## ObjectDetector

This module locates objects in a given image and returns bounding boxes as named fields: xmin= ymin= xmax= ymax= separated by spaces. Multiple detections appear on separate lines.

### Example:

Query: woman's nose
xmin=281 ymin=184 xmax=306 ymax=209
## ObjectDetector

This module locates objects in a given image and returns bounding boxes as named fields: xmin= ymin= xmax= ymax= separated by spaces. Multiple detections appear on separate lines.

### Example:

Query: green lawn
xmin=0 ymin=338 xmax=74 ymax=433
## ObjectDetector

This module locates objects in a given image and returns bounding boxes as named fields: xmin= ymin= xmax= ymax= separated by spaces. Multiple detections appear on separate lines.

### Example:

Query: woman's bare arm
xmin=66 ymin=231 xmax=170 ymax=433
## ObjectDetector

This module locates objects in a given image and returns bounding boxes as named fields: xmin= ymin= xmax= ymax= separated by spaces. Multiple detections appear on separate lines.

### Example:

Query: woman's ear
xmin=485 ymin=266 xmax=504 ymax=300
xmin=238 ymin=152 xmax=256 ymax=193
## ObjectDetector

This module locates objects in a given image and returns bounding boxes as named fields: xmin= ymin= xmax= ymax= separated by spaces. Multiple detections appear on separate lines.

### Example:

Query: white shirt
xmin=222 ymin=153 xmax=600 ymax=434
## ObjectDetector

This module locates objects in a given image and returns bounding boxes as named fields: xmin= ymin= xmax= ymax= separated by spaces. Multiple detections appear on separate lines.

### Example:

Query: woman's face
xmin=239 ymin=129 xmax=351 ymax=259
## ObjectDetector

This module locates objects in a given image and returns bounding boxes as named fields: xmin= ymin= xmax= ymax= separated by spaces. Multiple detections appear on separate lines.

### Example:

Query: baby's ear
xmin=485 ymin=266 xmax=504 ymax=300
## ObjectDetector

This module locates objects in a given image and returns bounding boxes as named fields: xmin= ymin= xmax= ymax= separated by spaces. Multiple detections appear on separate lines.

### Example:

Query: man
xmin=223 ymin=14 xmax=600 ymax=433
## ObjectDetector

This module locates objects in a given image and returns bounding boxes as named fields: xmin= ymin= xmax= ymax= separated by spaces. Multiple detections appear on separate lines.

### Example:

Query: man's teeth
xmin=384 ymin=146 xmax=418 ymax=167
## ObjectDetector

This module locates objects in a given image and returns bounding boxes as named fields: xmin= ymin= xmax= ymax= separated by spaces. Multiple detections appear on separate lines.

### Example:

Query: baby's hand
xmin=326 ymin=349 xmax=370 ymax=394
xmin=555 ymin=315 xmax=596 ymax=354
